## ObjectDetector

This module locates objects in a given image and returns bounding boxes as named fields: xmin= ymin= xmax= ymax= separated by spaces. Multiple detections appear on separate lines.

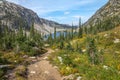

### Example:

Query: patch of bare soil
xmin=27 ymin=48 xmax=62 ymax=80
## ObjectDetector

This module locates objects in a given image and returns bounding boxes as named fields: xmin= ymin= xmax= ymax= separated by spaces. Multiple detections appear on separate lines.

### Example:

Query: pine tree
xmin=86 ymin=36 xmax=98 ymax=64
xmin=71 ymin=23 xmax=74 ymax=39
xmin=68 ymin=31 xmax=71 ymax=40
xmin=0 ymin=21 xmax=3 ymax=49
xmin=18 ymin=24 xmax=24 ymax=42
xmin=66 ymin=42 xmax=73 ymax=51
xmin=84 ymin=26 xmax=88 ymax=34
xmin=3 ymin=23 xmax=12 ymax=50
xmin=59 ymin=39 xmax=64 ymax=49
xmin=65 ymin=29 xmax=68 ymax=41
xmin=47 ymin=32 xmax=53 ymax=45
xmin=54 ymin=27 xmax=56 ymax=42
xmin=78 ymin=18 xmax=83 ymax=38
xmin=75 ymin=42 xmax=82 ymax=53
xmin=0 ymin=21 xmax=2 ymax=37
xmin=30 ymin=23 xmax=35 ymax=39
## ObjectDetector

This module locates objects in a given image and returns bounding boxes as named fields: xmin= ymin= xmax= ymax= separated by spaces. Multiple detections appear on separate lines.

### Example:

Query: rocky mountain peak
xmin=109 ymin=0 xmax=119 ymax=3
xmin=84 ymin=0 xmax=120 ymax=28
xmin=109 ymin=0 xmax=120 ymax=7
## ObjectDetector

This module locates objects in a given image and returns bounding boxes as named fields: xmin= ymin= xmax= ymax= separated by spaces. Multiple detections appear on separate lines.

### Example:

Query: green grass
xmin=49 ymin=26 xmax=120 ymax=80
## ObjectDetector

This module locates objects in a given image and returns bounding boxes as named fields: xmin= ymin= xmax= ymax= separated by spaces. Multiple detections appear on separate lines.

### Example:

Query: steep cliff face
xmin=0 ymin=0 xmax=71 ymax=34
xmin=84 ymin=0 xmax=120 ymax=27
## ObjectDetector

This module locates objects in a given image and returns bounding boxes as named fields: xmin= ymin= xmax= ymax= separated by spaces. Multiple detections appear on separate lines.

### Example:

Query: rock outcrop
xmin=84 ymin=0 xmax=120 ymax=27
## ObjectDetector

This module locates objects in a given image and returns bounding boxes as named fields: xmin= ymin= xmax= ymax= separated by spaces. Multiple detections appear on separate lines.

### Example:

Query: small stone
xmin=32 ymin=59 xmax=37 ymax=62
xmin=30 ymin=57 xmax=36 ymax=59
xmin=0 ymin=65 xmax=11 ymax=68
xmin=44 ymin=71 xmax=49 ymax=74
xmin=35 ymin=65 xmax=38 ymax=67
xmin=43 ymin=57 xmax=48 ymax=60
xmin=62 ymin=74 xmax=74 ymax=80
xmin=44 ymin=44 xmax=50 ymax=47
xmin=30 ymin=71 xmax=36 ymax=74
xmin=77 ymin=76 xmax=82 ymax=80
xmin=113 ymin=38 xmax=120 ymax=43
xmin=23 ymin=55 xmax=28 ymax=58
xmin=53 ymin=66 xmax=58 ymax=69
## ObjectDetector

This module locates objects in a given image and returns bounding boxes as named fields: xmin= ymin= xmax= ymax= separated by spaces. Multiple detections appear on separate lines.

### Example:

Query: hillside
xmin=0 ymin=0 xmax=120 ymax=80
xmin=48 ymin=25 xmax=120 ymax=80
xmin=0 ymin=0 xmax=71 ymax=34
xmin=84 ymin=0 xmax=120 ymax=29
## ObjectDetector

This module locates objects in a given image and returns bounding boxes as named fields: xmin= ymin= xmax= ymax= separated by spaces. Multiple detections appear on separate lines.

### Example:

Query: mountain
xmin=84 ymin=0 xmax=120 ymax=28
xmin=0 ymin=0 xmax=71 ymax=34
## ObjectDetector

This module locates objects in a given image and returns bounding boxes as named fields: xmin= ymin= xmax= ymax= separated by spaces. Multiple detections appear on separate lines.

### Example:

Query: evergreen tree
xmin=75 ymin=42 xmax=82 ymax=53
xmin=84 ymin=26 xmax=88 ymax=34
xmin=86 ymin=36 xmax=99 ymax=64
xmin=59 ymin=39 xmax=64 ymax=49
xmin=54 ymin=27 xmax=56 ymax=42
xmin=47 ymin=32 xmax=53 ymax=45
xmin=66 ymin=42 xmax=73 ymax=51
xmin=0 ymin=21 xmax=3 ymax=49
xmin=78 ymin=18 xmax=83 ymax=38
xmin=2 ymin=23 xmax=12 ymax=50
xmin=65 ymin=29 xmax=68 ymax=41
xmin=71 ymin=23 xmax=74 ymax=39
xmin=30 ymin=23 xmax=35 ymax=39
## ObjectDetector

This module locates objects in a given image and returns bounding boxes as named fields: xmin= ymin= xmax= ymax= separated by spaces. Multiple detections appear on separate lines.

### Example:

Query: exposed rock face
xmin=0 ymin=0 xmax=71 ymax=34
xmin=84 ymin=0 xmax=120 ymax=27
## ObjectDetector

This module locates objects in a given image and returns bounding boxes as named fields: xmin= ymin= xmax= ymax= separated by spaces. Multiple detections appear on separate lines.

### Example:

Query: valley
xmin=0 ymin=0 xmax=120 ymax=80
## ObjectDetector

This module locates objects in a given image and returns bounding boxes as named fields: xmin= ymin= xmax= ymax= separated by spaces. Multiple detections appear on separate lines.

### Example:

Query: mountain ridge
xmin=0 ymin=0 xmax=72 ymax=34
xmin=84 ymin=0 xmax=120 ymax=28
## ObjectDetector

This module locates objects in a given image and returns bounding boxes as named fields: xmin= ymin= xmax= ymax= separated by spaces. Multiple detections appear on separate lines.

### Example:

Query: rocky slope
xmin=84 ymin=0 xmax=120 ymax=27
xmin=0 ymin=0 xmax=71 ymax=34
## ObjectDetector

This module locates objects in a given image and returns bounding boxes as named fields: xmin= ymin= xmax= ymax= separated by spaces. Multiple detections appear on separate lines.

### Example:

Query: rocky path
xmin=27 ymin=48 xmax=62 ymax=80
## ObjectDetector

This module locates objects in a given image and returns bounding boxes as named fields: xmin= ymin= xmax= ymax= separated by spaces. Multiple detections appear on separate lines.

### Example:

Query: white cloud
xmin=72 ymin=15 xmax=81 ymax=19
xmin=72 ymin=15 xmax=91 ymax=23
xmin=64 ymin=11 xmax=70 ymax=15
xmin=5 ymin=0 xmax=105 ymax=25
xmin=44 ymin=16 xmax=67 ymax=21
xmin=6 ymin=0 xmax=27 ymax=4
xmin=6 ymin=0 xmax=19 ymax=3
xmin=6 ymin=0 xmax=96 ymax=15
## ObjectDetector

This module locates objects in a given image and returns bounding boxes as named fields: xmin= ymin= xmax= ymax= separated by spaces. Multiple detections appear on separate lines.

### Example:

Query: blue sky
xmin=7 ymin=0 xmax=108 ymax=25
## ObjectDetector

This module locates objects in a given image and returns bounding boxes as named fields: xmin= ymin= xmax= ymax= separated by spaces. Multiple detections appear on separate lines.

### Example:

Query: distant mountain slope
xmin=84 ymin=0 xmax=120 ymax=28
xmin=0 ymin=0 xmax=71 ymax=34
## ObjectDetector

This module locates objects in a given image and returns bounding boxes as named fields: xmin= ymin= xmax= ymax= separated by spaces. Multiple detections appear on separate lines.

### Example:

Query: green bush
xmin=0 ymin=69 xmax=4 ymax=78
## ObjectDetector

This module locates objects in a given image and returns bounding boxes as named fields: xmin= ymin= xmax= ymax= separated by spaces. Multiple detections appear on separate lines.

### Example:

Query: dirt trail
xmin=27 ymin=48 xmax=62 ymax=80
